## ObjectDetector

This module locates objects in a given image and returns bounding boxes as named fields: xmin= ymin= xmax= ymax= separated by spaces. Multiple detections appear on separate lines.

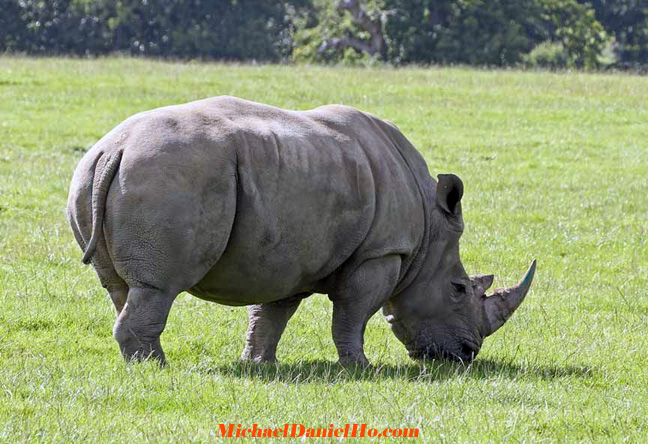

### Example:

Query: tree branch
xmin=318 ymin=37 xmax=374 ymax=55
xmin=318 ymin=0 xmax=387 ymax=59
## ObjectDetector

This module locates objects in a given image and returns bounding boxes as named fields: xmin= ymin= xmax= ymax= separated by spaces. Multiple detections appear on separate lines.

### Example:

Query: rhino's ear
xmin=436 ymin=174 xmax=464 ymax=215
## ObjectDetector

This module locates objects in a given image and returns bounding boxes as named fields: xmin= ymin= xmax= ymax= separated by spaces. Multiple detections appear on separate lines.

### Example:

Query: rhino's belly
xmin=185 ymin=285 xmax=270 ymax=306
xmin=186 ymin=285 xmax=304 ymax=306
xmin=187 ymin=256 xmax=318 ymax=306
xmin=185 ymin=202 xmax=365 ymax=306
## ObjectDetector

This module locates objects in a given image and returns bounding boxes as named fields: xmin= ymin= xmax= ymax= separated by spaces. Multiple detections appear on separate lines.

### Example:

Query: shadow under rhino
xmin=198 ymin=359 xmax=594 ymax=383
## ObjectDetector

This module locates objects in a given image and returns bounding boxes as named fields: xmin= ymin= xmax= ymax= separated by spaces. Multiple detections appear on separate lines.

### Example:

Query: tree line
xmin=0 ymin=0 xmax=646 ymax=69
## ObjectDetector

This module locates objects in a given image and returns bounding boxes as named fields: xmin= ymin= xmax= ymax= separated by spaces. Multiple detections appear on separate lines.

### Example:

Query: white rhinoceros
xmin=68 ymin=96 xmax=535 ymax=365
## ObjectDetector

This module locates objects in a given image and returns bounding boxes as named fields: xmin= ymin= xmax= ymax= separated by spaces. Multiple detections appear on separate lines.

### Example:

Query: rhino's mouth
xmin=408 ymin=337 xmax=481 ymax=363
xmin=386 ymin=314 xmax=482 ymax=362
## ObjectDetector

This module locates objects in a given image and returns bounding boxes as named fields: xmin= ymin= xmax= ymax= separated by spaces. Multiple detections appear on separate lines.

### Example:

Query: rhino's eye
xmin=450 ymin=281 xmax=467 ymax=295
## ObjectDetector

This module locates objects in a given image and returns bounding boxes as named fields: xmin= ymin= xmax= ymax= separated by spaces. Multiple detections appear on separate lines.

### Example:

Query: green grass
xmin=1 ymin=57 xmax=647 ymax=442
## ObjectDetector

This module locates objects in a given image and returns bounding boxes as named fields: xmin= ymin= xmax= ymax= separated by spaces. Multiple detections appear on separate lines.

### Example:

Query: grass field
xmin=0 ymin=57 xmax=647 ymax=442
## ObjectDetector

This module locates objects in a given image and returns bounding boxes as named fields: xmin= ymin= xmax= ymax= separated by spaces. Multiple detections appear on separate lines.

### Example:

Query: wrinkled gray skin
xmin=68 ymin=96 xmax=535 ymax=366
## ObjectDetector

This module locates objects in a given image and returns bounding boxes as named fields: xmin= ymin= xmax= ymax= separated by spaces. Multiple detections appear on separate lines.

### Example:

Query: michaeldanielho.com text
xmin=217 ymin=424 xmax=419 ymax=438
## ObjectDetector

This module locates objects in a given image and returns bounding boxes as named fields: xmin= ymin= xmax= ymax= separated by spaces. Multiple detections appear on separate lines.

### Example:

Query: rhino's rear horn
xmin=481 ymin=260 xmax=536 ymax=337
xmin=470 ymin=274 xmax=494 ymax=296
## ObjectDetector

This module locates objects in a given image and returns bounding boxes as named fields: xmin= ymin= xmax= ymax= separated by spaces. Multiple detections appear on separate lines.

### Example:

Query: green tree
xmin=540 ymin=0 xmax=607 ymax=68
xmin=433 ymin=0 xmax=546 ymax=65
xmin=589 ymin=0 xmax=648 ymax=65
xmin=382 ymin=0 xmax=454 ymax=64
xmin=293 ymin=0 xmax=606 ymax=67
xmin=293 ymin=0 xmax=389 ymax=63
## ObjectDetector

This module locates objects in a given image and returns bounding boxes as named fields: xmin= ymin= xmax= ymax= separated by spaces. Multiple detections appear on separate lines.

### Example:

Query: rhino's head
xmin=383 ymin=174 xmax=536 ymax=363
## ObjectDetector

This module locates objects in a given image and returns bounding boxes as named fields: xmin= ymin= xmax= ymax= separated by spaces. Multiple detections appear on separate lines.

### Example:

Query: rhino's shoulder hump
xmin=303 ymin=104 xmax=368 ymax=125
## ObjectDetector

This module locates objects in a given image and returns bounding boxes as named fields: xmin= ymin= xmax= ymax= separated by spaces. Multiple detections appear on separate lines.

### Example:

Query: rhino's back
xmin=99 ymin=97 xmax=426 ymax=303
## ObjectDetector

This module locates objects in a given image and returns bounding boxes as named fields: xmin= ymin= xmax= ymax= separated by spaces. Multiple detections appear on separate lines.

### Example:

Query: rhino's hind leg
xmin=108 ymin=287 xmax=128 ymax=315
xmin=329 ymin=255 xmax=401 ymax=366
xmin=240 ymin=294 xmax=306 ymax=363
xmin=112 ymin=287 xmax=177 ymax=364
xmin=86 ymin=234 xmax=129 ymax=316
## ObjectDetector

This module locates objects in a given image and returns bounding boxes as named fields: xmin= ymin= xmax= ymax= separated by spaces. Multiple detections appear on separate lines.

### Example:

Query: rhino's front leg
xmin=330 ymin=255 xmax=401 ymax=366
xmin=112 ymin=287 xmax=177 ymax=365
xmin=241 ymin=294 xmax=305 ymax=363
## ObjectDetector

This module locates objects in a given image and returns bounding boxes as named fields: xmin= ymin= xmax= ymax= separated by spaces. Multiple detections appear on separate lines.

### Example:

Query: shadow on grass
xmin=197 ymin=358 xmax=594 ymax=383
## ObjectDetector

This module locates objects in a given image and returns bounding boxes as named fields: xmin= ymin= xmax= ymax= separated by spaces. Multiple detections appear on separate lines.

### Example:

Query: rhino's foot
xmin=240 ymin=347 xmax=277 ymax=364
xmin=338 ymin=354 xmax=370 ymax=367
xmin=112 ymin=287 xmax=176 ymax=366
xmin=240 ymin=297 xmax=304 ymax=365
xmin=118 ymin=337 xmax=167 ymax=366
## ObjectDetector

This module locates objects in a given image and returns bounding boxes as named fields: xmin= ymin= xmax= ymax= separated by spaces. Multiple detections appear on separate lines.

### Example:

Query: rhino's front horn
xmin=482 ymin=260 xmax=537 ymax=337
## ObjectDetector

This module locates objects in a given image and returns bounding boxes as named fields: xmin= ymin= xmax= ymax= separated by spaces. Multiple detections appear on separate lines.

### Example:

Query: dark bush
xmin=0 ymin=0 xmax=293 ymax=61
xmin=590 ymin=0 xmax=648 ymax=66
xmin=431 ymin=0 xmax=546 ymax=66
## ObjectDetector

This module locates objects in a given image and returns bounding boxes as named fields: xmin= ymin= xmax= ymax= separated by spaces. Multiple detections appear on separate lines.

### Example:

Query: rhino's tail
xmin=81 ymin=150 xmax=123 ymax=264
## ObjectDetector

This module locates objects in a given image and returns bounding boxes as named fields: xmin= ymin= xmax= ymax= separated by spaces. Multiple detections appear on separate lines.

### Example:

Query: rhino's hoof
xmin=338 ymin=356 xmax=370 ymax=368
xmin=120 ymin=345 xmax=166 ymax=366
xmin=240 ymin=346 xmax=278 ymax=363
xmin=240 ymin=355 xmax=277 ymax=364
